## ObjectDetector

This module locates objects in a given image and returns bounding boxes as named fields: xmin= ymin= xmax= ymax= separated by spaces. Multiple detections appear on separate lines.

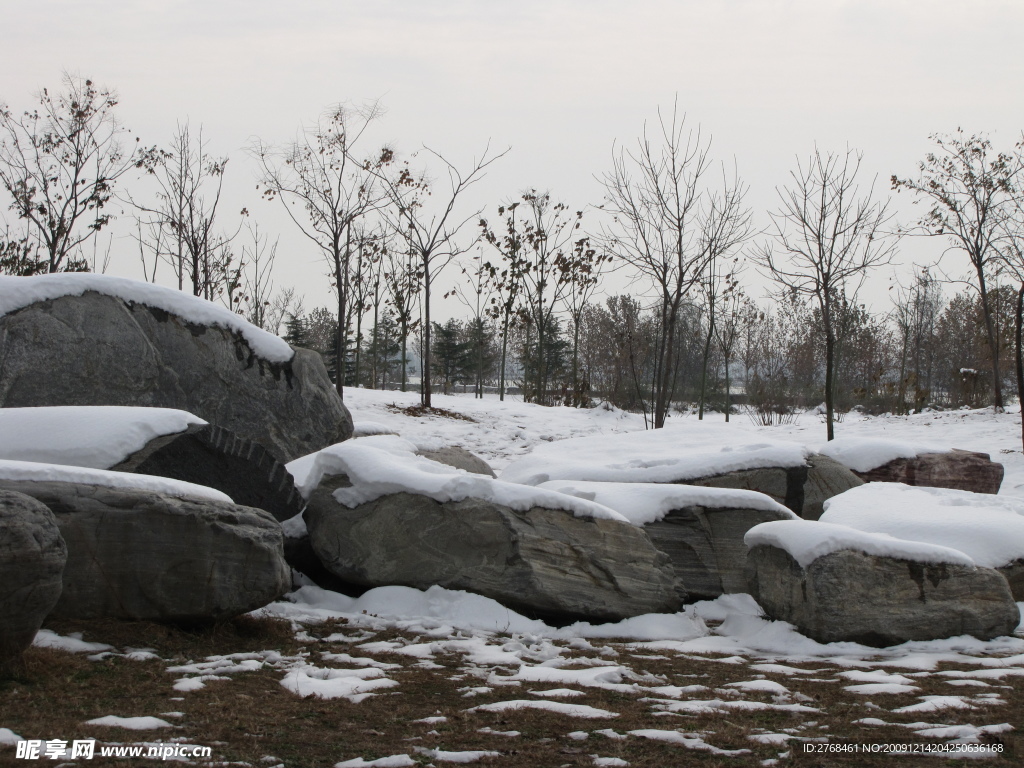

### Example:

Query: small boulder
xmin=853 ymin=450 xmax=1003 ymax=494
xmin=415 ymin=446 xmax=496 ymax=478
xmin=745 ymin=521 xmax=1020 ymax=645
xmin=0 ymin=490 xmax=66 ymax=676
xmin=0 ymin=479 xmax=289 ymax=623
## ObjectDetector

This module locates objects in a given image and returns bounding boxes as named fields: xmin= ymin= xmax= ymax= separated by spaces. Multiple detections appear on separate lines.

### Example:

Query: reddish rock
xmin=853 ymin=450 xmax=1003 ymax=495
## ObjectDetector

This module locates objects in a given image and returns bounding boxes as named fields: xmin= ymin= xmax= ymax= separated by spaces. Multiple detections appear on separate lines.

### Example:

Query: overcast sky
xmin=3 ymin=0 xmax=1024 ymax=315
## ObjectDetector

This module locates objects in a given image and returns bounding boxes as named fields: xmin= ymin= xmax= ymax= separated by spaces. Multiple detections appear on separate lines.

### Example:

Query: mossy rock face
xmin=0 ymin=291 xmax=352 ymax=462
xmin=746 ymin=544 xmax=1020 ymax=646
xmin=0 ymin=490 xmax=66 ymax=677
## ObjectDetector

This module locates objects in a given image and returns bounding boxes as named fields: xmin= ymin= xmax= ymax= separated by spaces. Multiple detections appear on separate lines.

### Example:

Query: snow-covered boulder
xmin=293 ymin=437 xmax=681 ymax=622
xmin=819 ymin=437 xmax=1002 ymax=494
xmin=0 ymin=407 xmax=303 ymax=521
xmin=745 ymin=520 xmax=1020 ymax=645
xmin=820 ymin=483 xmax=1024 ymax=599
xmin=0 ymin=490 xmax=66 ymax=676
xmin=500 ymin=426 xmax=863 ymax=518
xmin=0 ymin=470 xmax=289 ymax=622
xmin=0 ymin=274 xmax=352 ymax=462
xmin=539 ymin=480 xmax=797 ymax=601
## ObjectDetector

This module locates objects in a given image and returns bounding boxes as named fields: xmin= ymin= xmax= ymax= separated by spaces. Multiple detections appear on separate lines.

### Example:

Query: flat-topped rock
xmin=745 ymin=520 xmax=1020 ymax=645
xmin=0 ymin=478 xmax=289 ymax=623
xmin=818 ymin=437 xmax=1002 ymax=494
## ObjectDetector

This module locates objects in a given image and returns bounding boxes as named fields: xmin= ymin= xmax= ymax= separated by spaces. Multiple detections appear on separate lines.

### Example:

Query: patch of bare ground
xmin=386 ymin=403 xmax=477 ymax=422
xmin=1 ymin=616 xmax=1020 ymax=767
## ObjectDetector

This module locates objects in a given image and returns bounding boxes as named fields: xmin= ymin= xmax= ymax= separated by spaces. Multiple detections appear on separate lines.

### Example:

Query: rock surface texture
xmin=746 ymin=544 xmax=1020 ymax=645
xmin=415 ymin=446 xmax=497 ymax=478
xmin=112 ymin=423 xmax=304 ymax=521
xmin=305 ymin=476 xmax=681 ymax=623
xmin=0 ymin=479 xmax=289 ymax=622
xmin=0 ymin=291 xmax=351 ymax=461
xmin=800 ymin=453 xmax=865 ymax=520
xmin=852 ymin=450 xmax=1003 ymax=495
xmin=680 ymin=466 xmax=808 ymax=515
xmin=643 ymin=505 xmax=796 ymax=601
xmin=0 ymin=490 xmax=67 ymax=676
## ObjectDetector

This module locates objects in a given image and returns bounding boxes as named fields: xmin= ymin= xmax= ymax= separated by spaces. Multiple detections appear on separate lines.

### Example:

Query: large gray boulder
xmin=644 ymin=505 xmax=796 ymax=601
xmin=0 ymin=289 xmax=351 ymax=461
xmin=0 ymin=479 xmax=289 ymax=623
xmin=305 ymin=477 xmax=681 ymax=623
xmin=112 ymin=423 xmax=304 ymax=522
xmin=800 ymin=453 xmax=864 ymax=520
xmin=852 ymin=449 xmax=1003 ymax=495
xmin=746 ymin=544 xmax=1020 ymax=646
xmin=0 ymin=490 xmax=66 ymax=676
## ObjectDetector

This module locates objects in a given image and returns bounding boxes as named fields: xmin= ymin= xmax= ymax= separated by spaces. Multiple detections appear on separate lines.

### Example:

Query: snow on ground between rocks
xmin=820 ymin=482 xmax=1024 ymax=567
xmin=500 ymin=422 xmax=810 ymax=486
xmin=286 ymin=435 xmax=629 ymax=520
xmin=83 ymin=716 xmax=174 ymax=730
xmin=0 ymin=406 xmax=205 ymax=469
xmin=744 ymin=518 xmax=978 ymax=568
xmin=537 ymin=479 xmax=795 ymax=525
xmin=0 ymin=273 xmax=293 ymax=363
xmin=0 ymin=458 xmax=232 ymax=503
xmin=817 ymin=435 xmax=953 ymax=472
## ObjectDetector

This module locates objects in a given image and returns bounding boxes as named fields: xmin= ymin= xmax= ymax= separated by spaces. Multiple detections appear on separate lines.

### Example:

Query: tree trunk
xmin=1016 ymin=284 xmax=1024 ymax=453
xmin=421 ymin=252 xmax=432 ymax=408
xmin=976 ymin=269 xmax=1004 ymax=410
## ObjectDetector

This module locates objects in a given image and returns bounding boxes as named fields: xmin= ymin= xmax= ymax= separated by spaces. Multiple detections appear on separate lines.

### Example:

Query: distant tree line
xmin=4 ymin=76 xmax=1024 ymax=441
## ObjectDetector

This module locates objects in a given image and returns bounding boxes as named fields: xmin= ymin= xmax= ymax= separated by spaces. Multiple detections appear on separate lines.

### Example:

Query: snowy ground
xmin=4 ymin=390 xmax=1023 ymax=766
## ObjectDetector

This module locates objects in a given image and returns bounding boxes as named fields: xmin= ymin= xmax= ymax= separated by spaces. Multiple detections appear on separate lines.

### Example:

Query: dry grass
xmin=1 ymin=616 xmax=1020 ymax=768
xmin=386 ymin=404 xmax=477 ymax=423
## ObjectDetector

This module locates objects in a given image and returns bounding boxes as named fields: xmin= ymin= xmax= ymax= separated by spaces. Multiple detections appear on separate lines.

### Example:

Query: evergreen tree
xmin=431 ymin=319 xmax=472 ymax=395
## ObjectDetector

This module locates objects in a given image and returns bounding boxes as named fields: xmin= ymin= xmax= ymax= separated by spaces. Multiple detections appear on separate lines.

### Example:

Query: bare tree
xmin=251 ymin=103 xmax=390 ymax=398
xmin=893 ymin=131 xmax=1018 ymax=411
xmin=757 ymin=147 xmax=898 ymax=440
xmin=134 ymin=122 xmax=238 ymax=299
xmin=378 ymin=144 xmax=507 ymax=408
xmin=0 ymin=74 xmax=139 ymax=273
xmin=600 ymin=104 xmax=750 ymax=428
xmin=239 ymin=220 xmax=279 ymax=329
xmin=382 ymin=241 xmax=421 ymax=392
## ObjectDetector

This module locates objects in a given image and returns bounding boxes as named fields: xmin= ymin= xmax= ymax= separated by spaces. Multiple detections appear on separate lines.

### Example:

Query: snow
xmin=0 ymin=406 xmax=205 ymax=469
xmin=536 ymin=480 xmax=794 ymax=526
xmin=817 ymin=435 xmax=951 ymax=473
xmin=820 ymin=482 xmax=1024 ymax=568
xmin=335 ymin=756 xmax=416 ymax=768
xmin=83 ymin=716 xmax=174 ymax=730
xmin=500 ymin=422 xmax=809 ymax=486
xmin=744 ymin=519 xmax=978 ymax=568
xmin=0 ymin=273 xmax=293 ymax=363
xmin=0 ymin=728 xmax=23 ymax=745
xmin=32 ymin=629 xmax=114 ymax=653
xmin=414 ymin=748 xmax=501 ymax=763
xmin=627 ymin=730 xmax=751 ymax=755
xmin=466 ymin=700 xmax=619 ymax=719
xmin=0 ymin=459 xmax=232 ymax=503
xmin=280 ymin=666 xmax=398 ymax=702
xmin=591 ymin=757 xmax=629 ymax=767
xmin=286 ymin=435 xmax=628 ymax=521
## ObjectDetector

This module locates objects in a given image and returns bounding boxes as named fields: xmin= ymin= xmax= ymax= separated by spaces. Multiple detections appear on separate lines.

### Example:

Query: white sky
xmin=3 ymin=0 xmax=1024 ymax=318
